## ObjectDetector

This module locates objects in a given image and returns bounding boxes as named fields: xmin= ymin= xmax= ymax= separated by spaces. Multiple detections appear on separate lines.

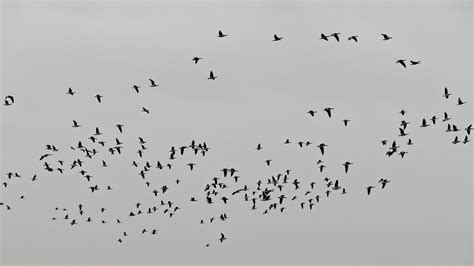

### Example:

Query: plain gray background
xmin=1 ymin=0 xmax=472 ymax=265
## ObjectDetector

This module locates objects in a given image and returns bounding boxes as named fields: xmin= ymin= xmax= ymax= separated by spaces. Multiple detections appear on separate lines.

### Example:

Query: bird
xmin=381 ymin=33 xmax=392 ymax=40
xmin=192 ymin=57 xmax=202 ymax=64
xmin=343 ymin=162 xmax=353 ymax=173
xmin=265 ymin=159 xmax=272 ymax=166
xmin=273 ymin=34 xmax=283 ymax=41
xmin=443 ymin=87 xmax=451 ymax=99
xmin=320 ymin=33 xmax=329 ymax=41
xmin=149 ymin=79 xmax=158 ymax=87
xmin=94 ymin=94 xmax=103 ymax=103
xmin=400 ymin=110 xmax=407 ymax=116
xmin=133 ymin=85 xmax=140 ymax=93
xmin=4 ymin=95 xmax=14 ymax=106
xmin=307 ymin=110 xmax=317 ymax=116
xmin=410 ymin=60 xmax=421 ymax=65
xmin=366 ymin=186 xmax=375 ymax=195
xmin=399 ymin=128 xmax=408 ymax=137
xmin=142 ymin=107 xmax=150 ymax=114
xmin=219 ymin=233 xmax=227 ymax=242
xmin=318 ymin=143 xmax=327 ymax=155
xmin=442 ymin=112 xmax=451 ymax=122
xmin=116 ymin=124 xmax=124 ymax=133
xmin=348 ymin=35 xmax=358 ymax=42
xmin=256 ymin=144 xmax=263 ymax=151
xmin=343 ymin=119 xmax=350 ymax=127
xmin=323 ymin=107 xmax=334 ymax=118
xmin=330 ymin=33 xmax=340 ymax=42
xmin=457 ymin=98 xmax=466 ymax=105
xmin=67 ymin=87 xmax=76 ymax=95
xmin=208 ymin=71 xmax=217 ymax=80
xmin=217 ymin=30 xmax=227 ymax=38
xmin=420 ymin=118 xmax=429 ymax=128
xmin=396 ymin=59 xmax=407 ymax=68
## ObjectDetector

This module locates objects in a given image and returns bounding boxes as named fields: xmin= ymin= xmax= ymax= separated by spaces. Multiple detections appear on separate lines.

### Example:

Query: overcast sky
xmin=1 ymin=1 xmax=472 ymax=265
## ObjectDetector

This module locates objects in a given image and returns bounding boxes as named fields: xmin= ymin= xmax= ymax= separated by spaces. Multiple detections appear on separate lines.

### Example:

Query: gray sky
xmin=1 ymin=1 xmax=472 ymax=265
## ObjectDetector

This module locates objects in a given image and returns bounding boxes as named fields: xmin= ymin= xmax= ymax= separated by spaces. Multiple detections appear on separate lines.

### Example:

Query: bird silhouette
xmin=396 ymin=59 xmax=407 ymax=68
xmin=192 ymin=57 xmax=202 ymax=64
xmin=381 ymin=33 xmax=392 ymax=40
xmin=94 ymin=94 xmax=103 ymax=103
xmin=330 ymin=33 xmax=340 ymax=42
xmin=320 ymin=33 xmax=329 ymax=41
xmin=273 ymin=34 xmax=283 ymax=41
xmin=348 ymin=35 xmax=358 ymax=42
xmin=208 ymin=71 xmax=217 ymax=80
xmin=217 ymin=30 xmax=228 ymax=38
xmin=149 ymin=79 xmax=158 ymax=87
xmin=67 ymin=87 xmax=76 ymax=95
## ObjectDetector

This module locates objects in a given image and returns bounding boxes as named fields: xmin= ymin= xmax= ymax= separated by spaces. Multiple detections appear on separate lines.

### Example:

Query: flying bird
xmin=348 ymin=35 xmax=358 ymax=42
xmin=273 ymin=34 xmax=283 ymax=41
xmin=149 ymin=79 xmax=158 ymax=87
xmin=208 ymin=71 xmax=217 ymax=80
xmin=443 ymin=87 xmax=451 ymax=99
xmin=330 ymin=33 xmax=341 ymax=42
xmin=217 ymin=30 xmax=228 ymax=38
xmin=94 ymin=94 xmax=103 ymax=103
xmin=67 ymin=88 xmax=75 ymax=95
xmin=192 ymin=57 xmax=202 ymax=64
xmin=381 ymin=33 xmax=392 ymax=40
xmin=320 ymin=33 xmax=329 ymax=41
xmin=396 ymin=59 xmax=407 ymax=68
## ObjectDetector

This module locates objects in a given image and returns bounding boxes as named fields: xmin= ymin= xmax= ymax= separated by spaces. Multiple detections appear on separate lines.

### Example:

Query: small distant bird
xmin=343 ymin=162 xmax=353 ymax=173
xmin=381 ymin=34 xmax=392 ymax=40
xmin=399 ymin=128 xmax=408 ymax=137
xmin=323 ymin=107 xmax=334 ymax=118
xmin=67 ymin=87 xmax=76 ymax=95
xmin=4 ymin=95 xmax=14 ymax=106
xmin=133 ymin=85 xmax=140 ymax=93
xmin=452 ymin=136 xmax=460 ymax=144
xmin=217 ymin=30 xmax=228 ymax=38
xmin=348 ymin=35 xmax=358 ymax=42
xmin=330 ymin=33 xmax=340 ymax=42
xmin=463 ymin=136 xmax=470 ymax=144
xmin=396 ymin=59 xmax=407 ymax=68
xmin=116 ymin=124 xmax=124 ymax=133
xmin=265 ymin=159 xmax=272 ymax=166
xmin=94 ymin=94 xmax=103 ymax=103
xmin=149 ymin=79 xmax=158 ymax=87
xmin=318 ymin=143 xmax=327 ymax=155
xmin=307 ymin=110 xmax=316 ymax=117
xmin=420 ymin=118 xmax=429 ymax=128
xmin=256 ymin=144 xmax=263 ymax=151
xmin=410 ymin=60 xmax=421 ymax=65
xmin=192 ymin=57 xmax=202 ymax=64
xmin=443 ymin=87 xmax=451 ymax=99
xmin=72 ymin=120 xmax=81 ymax=127
xmin=442 ymin=112 xmax=451 ymax=122
xmin=400 ymin=110 xmax=407 ymax=116
xmin=219 ymin=233 xmax=227 ymax=242
xmin=457 ymin=97 xmax=466 ymax=105
xmin=273 ymin=34 xmax=283 ymax=41
xmin=465 ymin=124 xmax=472 ymax=135
xmin=343 ymin=119 xmax=350 ymax=127
xmin=142 ymin=107 xmax=150 ymax=114
xmin=208 ymin=71 xmax=217 ymax=80
xmin=320 ymin=33 xmax=329 ymax=41
xmin=366 ymin=186 xmax=375 ymax=195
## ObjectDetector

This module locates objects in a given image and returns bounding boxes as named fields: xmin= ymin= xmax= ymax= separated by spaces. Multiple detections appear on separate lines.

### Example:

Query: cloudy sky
xmin=1 ymin=1 xmax=472 ymax=265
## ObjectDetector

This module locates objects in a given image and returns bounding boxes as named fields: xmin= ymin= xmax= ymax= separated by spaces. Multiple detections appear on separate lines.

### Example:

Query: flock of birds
xmin=1 ymin=30 xmax=471 ymax=248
